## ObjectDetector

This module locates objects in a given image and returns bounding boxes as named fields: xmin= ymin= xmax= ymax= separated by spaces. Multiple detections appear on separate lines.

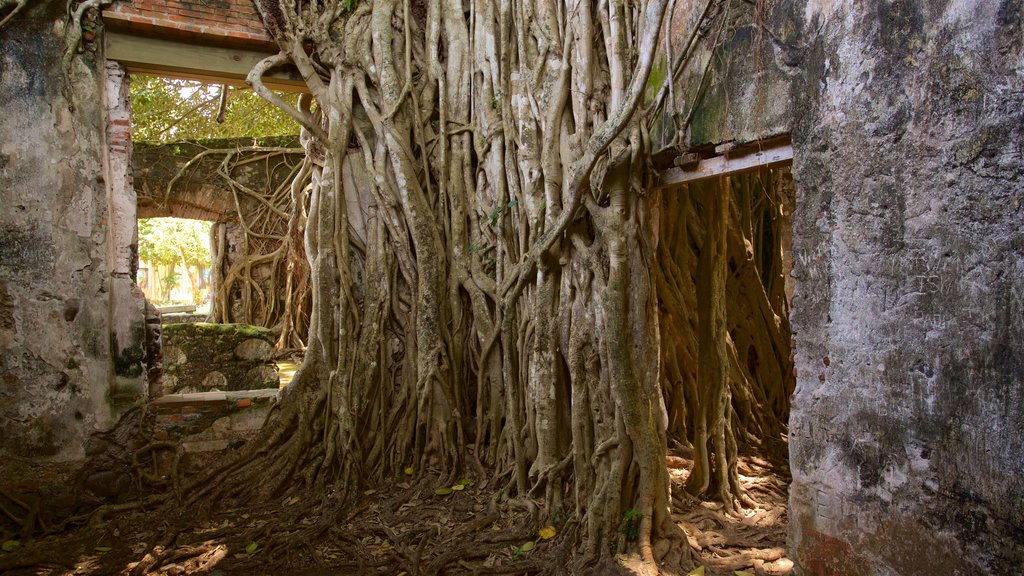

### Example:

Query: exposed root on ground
xmin=0 ymin=448 xmax=791 ymax=576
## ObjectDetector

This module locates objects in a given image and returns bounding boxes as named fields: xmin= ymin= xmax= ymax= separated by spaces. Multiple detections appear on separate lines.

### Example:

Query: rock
xmin=234 ymin=338 xmax=273 ymax=361
xmin=246 ymin=365 xmax=279 ymax=388
xmin=163 ymin=345 xmax=186 ymax=365
xmin=202 ymin=371 xmax=228 ymax=389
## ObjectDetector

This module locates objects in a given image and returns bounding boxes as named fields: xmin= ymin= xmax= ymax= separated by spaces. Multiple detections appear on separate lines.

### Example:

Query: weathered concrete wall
xmin=654 ymin=0 xmax=802 ymax=149
xmin=788 ymin=0 xmax=1024 ymax=573
xmin=134 ymin=136 xmax=301 ymax=222
xmin=0 ymin=8 xmax=147 ymax=460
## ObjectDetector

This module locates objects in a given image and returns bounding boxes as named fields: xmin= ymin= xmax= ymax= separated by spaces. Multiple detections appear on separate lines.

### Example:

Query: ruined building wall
xmin=0 ymin=8 xmax=147 ymax=461
xmin=787 ymin=0 xmax=1024 ymax=573
xmin=654 ymin=0 xmax=802 ymax=150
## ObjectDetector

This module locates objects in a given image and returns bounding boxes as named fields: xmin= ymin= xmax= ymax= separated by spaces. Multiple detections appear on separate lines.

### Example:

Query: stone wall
xmin=0 ymin=6 xmax=148 ymax=460
xmin=787 ymin=0 xmax=1024 ymax=573
xmin=160 ymin=323 xmax=279 ymax=394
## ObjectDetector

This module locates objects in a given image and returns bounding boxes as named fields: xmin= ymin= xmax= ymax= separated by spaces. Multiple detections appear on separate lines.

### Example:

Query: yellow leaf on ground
xmin=450 ymin=484 xmax=465 ymax=491
xmin=687 ymin=567 xmax=705 ymax=576
xmin=285 ymin=496 xmax=300 ymax=506
xmin=245 ymin=542 xmax=258 ymax=554
xmin=2 ymin=540 xmax=20 ymax=552
xmin=735 ymin=572 xmax=755 ymax=576
xmin=94 ymin=546 xmax=112 ymax=552
xmin=538 ymin=526 xmax=557 ymax=539
xmin=457 ymin=478 xmax=473 ymax=486
xmin=364 ymin=489 xmax=377 ymax=495
xmin=434 ymin=487 xmax=453 ymax=495
xmin=520 ymin=541 xmax=535 ymax=552
xmin=404 ymin=467 xmax=414 ymax=475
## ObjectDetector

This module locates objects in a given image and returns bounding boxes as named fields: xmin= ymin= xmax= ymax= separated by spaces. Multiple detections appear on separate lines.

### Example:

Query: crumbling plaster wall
xmin=655 ymin=0 xmax=802 ymax=149
xmin=0 ymin=8 xmax=147 ymax=461
xmin=787 ymin=0 xmax=1024 ymax=573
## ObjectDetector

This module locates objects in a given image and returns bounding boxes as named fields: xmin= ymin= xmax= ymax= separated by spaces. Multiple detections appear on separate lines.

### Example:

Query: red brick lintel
xmin=102 ymin=9 xmax=276 ymax=52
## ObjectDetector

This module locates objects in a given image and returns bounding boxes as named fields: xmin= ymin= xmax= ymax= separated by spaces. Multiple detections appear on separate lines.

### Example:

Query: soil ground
xmin=0 ymin=440 xmax=791 ymax=576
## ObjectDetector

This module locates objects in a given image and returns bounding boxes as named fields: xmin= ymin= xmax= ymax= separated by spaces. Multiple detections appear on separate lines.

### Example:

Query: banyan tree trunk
xmin=181 ymin=0 xmax=794 ymax=571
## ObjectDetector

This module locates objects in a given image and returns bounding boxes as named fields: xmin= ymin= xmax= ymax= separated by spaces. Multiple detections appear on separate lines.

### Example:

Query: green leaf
xmin=94 ymin=546 xmax=112 ymax=552
xmin=434 ymin=487 xmax=453 ymax=495
xmin=457 ymin=478 xmax=473 ymax=486
xmin=2 ymin=540 xmax=20 ymax=552
xmin=734 ymin=571 xmax=755 ymax=576
xmin=404 ymin=467 xmax=414 ymax=475
xmin=245 ymin=542 xmax=258 ymax=554
xmin=687 ymin=567 xmax=705 ymax=576
xmin=130 ymin=76 xmax=299 ymax=143
xmin=363 ymin=489 xmax=377 ymax=496
xmin=519 ymin=541 xmax=535 ymax=553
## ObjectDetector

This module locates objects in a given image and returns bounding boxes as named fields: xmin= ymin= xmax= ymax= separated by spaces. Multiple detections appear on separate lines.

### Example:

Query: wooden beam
xmin=660 ymin=142 xmax=793 ymax=186
xmin=104 ymin=31 xmax=308 ymax=93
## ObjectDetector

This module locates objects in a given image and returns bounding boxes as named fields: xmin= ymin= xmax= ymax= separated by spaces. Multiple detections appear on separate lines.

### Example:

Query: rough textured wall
xmin=653 ymin=0 xmax=802 ymax=149
xmin=160 ymin=323 xmax=279 ymax=394
xmin=105 ymin=59 xmax=151 ymax=400
xmin=0 ymin=11 xmax=146 ymax=460
xmin=134 ymin=137 xmax=302 ymax=222
xmin=788 ymin=0 xmax=1024 ymax=573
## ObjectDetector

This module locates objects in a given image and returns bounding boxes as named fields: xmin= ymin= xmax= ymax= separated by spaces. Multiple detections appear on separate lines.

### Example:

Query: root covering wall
xmin=788 ymin=0 xmax=1024 ymax=573
xmin=0 ymin=9 xmax=147 ymax=460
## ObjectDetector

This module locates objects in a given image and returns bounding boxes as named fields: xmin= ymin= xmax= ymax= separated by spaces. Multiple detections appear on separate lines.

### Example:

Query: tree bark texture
xmin=188 ymin=0 xmax=794 ymax=571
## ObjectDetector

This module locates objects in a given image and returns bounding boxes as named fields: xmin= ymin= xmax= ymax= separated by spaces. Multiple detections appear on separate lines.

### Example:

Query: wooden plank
xmin=157 ymin=304 xmax=197 ymax=314
xmin=105 ymin=31 xmax=308 ymax=93
xmin=660 ymin=143 xmax=793 ymax=186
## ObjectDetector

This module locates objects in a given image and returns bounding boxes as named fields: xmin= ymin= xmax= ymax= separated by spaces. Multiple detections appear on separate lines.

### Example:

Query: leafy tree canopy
xmin=130 ymin=75 xmax=299 ymax=143
xmin=138 ymin=217 xmax=211 ymax=269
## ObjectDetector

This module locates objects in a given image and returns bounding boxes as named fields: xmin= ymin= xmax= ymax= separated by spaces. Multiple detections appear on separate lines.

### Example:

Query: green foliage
xmin=622 ymin=508 xmax=640 ymax=541
xmin=138 ymin=218 xmax=211 ymax=269
xmin=160 ymin=271 xmax=181 ymax=295
xmin=130 ymin=75 xmax=299 ymax=143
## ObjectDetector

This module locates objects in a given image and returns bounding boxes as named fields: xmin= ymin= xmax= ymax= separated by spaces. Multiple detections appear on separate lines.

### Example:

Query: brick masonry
xmin=153 ymin=389 xmax=278 ymax=451
xmin=103 ymin=0 xmax=273 ymax=49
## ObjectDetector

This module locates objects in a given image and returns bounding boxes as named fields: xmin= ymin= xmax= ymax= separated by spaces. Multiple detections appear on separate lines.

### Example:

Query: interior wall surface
xmin=787 ymin=0 xmax=1024 ymax=573
xmin=0 ymin=9 xmax=147 ymax=461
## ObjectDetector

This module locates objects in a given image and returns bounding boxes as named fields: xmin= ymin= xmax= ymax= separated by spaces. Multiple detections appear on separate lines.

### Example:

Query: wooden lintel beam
xmin=660 ymin=143 xmax=793 ymax=186
xmin=104 ymin=31 xmax=309 ymax=93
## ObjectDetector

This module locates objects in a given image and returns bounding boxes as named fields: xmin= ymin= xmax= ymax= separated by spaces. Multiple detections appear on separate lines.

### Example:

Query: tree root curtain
xmin=121 ymin=0 xmax=795 ymax=573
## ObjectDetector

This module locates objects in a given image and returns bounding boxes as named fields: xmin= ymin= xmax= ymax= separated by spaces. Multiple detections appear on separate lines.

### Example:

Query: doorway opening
xmin=658 ymin=146 xmax=796 ymax=575
xmin=123 ymin=72 xmax=306 ymax=450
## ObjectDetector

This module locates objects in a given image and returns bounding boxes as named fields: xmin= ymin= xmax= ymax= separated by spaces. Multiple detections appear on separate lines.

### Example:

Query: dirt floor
xmin=0 ymin=441 xmax=792 ymax=576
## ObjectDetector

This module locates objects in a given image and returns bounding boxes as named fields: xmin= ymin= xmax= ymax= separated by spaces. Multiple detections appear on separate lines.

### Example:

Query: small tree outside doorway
xmin=137 ymin=217 xmax=212 ymax=308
